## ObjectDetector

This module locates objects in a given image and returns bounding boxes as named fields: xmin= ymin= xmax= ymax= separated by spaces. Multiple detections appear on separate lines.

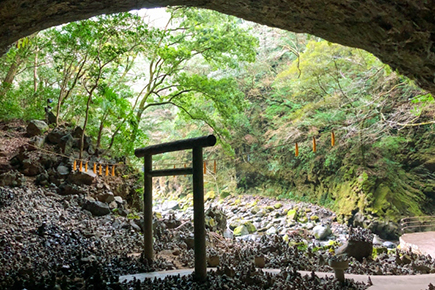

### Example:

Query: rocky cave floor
xmin=1 ymin=120 xmax=435 ymax=289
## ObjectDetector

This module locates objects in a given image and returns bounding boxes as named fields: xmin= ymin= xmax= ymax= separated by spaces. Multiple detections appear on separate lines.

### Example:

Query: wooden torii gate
xmin=134 ymin=135 xmax=216 ymax=282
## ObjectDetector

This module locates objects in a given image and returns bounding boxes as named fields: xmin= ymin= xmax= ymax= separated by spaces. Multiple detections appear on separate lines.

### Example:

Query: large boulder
xmin=96 ymin=191 xmax=115 ymax=203
xmin=335 ymin=240 xmax=373 ymax=262
xmin=233 ymin=225 xmax=249 ymax=236
xmin=351 ymin=212 xmax=368 ymax=228
xmin=82 ymin=200 xmax=110 ymax=216
xmin=26 ymin=120 xmax=48 ymax=137
xmin=58 ymin=183 xmax=86 ymax=195
xmin=29 ymin=136 xmax=45 ymax=148
xmin=369 ymin=220 xmax=399 ymax=240
xmin=46 ymin=129 xmax=67 ymax=144
xmin=39 ymin=154 xmax=60 ymax=170
xmin=75 ymin=136 xmax=92 ymax=150
xmin=205 ymin=207 xmax=227 ymax=232
xmin=57 ymin=164 xmax=70 ymax=176
xmin=21 ymin=158 xmax=42 ymax=176
xmin=312 ymin=224 xmax=332 ymax=240
xmin=59 ymin=134 xmax=74 ymax=154
xmin=423 ymin=158 xmax=435 ymax=172
xmin=9 ymin=149 xmax=28 ymax=166
xmin=0 ymin=171 xmax=25 ymax=187
xmin=68 ymin=171 xmax=96 ymax=185
xmin=72 ymin=126 xmax=84 ymax=138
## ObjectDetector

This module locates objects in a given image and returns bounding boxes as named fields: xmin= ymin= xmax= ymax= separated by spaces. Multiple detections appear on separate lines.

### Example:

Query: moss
xmin=220 ymin=190 xmax=231 ymax=199
xmin=371 ymin=184 xmax=390 ymax=215
xmin=299 ymin=216 xmax=308 ymax=223
xmin=235 ymin=128 xmax=435 ymax=222
xmin=331 ymin=182 xmax=361 ymax=218
xmin=372 ymin=247 xmax=388 ymax=258
xmin=310 ymin=215 xmax=319 ymax=222
xmin=287 ymin=209 xmax=298 ymax=221
xmin=233 ymin=225 xmax=249 ymax=236
xmin=283 ymin=234 xmax=289 ymax=242
xmin=205 ymin=217 xmax=216 ymax=228
xmin=365 ymin=173 xmax=424 ymax=220
xmin=274 ymin=202 xmax=283 ymax=209
xmin=229 ymin=219 xmax=242 ymax=230
xmin=250 ymin=206 xmax=260 ymax=214
xmin=265 ymin=206 xmax=274 ymax=212
xmin=204 ymin=191 xmax=216 ymax=201
xmin=243 ymin=221 xmax=257 ymax=233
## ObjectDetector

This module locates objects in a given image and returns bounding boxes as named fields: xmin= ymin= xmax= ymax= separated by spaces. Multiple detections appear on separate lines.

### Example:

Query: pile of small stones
xmin=0 ymin=187 xmax=14 ymax=207
xmin=123 ymin=261 xmax=368 ymax=290
xmin=2 ymin=184 xmax=435 ymax=289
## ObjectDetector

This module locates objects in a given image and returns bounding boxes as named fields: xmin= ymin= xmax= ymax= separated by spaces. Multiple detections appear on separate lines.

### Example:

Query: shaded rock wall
xmin=0 ymin=0 xmax=435 ymax=92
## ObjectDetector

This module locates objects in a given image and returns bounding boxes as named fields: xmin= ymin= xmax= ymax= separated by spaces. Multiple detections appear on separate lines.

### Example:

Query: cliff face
xmin=0 ymin=0 xmax=435 ymax=93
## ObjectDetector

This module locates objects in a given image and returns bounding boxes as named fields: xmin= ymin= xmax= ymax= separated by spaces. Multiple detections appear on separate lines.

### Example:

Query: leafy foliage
xmin=1 ymin=9 xmax=434 ymax=221
xmin=0 ymin=9 xmax=257 ymax=158
xmin=230 ymin=36 xmax=435 ymax=221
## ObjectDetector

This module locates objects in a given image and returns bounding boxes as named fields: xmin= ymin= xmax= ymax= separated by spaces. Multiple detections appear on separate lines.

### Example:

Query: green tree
xmin=1 ymin=8 xmax=258 ymax=158
xmin=127 ymin=7 xmax=258 ymax=150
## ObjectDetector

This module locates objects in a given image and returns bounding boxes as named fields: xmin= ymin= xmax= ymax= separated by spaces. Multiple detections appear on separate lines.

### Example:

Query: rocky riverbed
xmin=1 ymin=120 xmax=435 ymax=289
xmin=1 ymin=180 xmax=435 ymax=289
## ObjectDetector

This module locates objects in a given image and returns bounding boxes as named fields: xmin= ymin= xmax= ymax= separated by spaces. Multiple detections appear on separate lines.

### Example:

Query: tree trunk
xmin=79 ymin=91 xmax=93 ymax=160
xmin=95 ymin=113 xmax=108 ymax=156
xmin=0 ymin=56 xmax=21 ymax=96
xmin=33 ymin=47 xmax=38 ymax=92
xmin=80 ymin=65 xmax=101 ymax=160
xmin=56 ymin=57 xmax=87 ymax=126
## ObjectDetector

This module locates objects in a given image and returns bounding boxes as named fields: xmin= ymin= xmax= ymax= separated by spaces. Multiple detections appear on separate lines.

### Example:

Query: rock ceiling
xmin=1 ymin=0 xmax=434 ymax=92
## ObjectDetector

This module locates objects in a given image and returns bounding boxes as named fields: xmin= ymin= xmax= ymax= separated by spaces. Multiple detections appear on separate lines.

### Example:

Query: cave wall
xmin=1 ymin=0 xmax=435 ymax=93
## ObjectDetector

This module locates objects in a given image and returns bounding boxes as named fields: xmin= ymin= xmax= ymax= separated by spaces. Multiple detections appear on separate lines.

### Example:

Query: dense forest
xmin=1 ymin=7 xmax=435 ymax=227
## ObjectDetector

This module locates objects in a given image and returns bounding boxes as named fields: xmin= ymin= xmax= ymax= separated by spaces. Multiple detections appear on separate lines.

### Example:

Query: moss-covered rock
xmin=243 ymin=221 xmax=257 ymax=233
xmin=233 ymin=225 xmax=249 ymax=236
xmin=313 ymin=224 xmax=332 ymax=240
xmin=204 ymin=191 xmax=216 ymax=201
xmin=299 ymin=216 xmax=308 ymax=223
xmin=219 ymin=190 xmax=231 ymax=199
xmin=205 ymin=217 xmax=216 ymax=228
xmin=265 ymin=206 xmax=274 ymax=212
xmin=274 ymin=202 xmax=283 ymax=209
xmin=373 ymin=247 xmax=388 ymax=258
xmin=229 ymin=220 xmax=242 ymax=230
xmin=250 ymin=206 xmax=260 ymax=214
xmin=287 ymin=209 xmax=298 ymax=221
xmin=310 ymin=215 xmax=319 ymax=222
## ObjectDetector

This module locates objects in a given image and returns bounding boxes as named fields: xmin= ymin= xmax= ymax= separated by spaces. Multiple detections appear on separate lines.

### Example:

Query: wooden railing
xmin=400 ymin=216 xmax=435 ymax=234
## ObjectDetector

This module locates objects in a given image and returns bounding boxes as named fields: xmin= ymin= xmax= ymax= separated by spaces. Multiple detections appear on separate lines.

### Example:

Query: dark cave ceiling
xmin=1 ymin=0 xmax=434 ymax=92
